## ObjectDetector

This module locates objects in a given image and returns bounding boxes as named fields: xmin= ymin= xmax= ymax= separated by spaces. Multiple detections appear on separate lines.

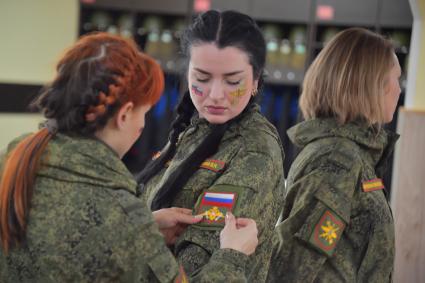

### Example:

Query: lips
xmin=206 ymin=106 xmax=226 ymax=115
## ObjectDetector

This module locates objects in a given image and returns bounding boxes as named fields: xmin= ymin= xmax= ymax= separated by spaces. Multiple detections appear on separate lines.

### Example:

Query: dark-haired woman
xmin=138 ymin=10 xmax=285 ymax=282
xmin=0 ymin=32 xmax=259 ymax=282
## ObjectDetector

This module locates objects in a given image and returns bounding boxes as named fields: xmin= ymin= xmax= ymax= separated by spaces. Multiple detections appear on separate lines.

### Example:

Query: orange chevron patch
xmin=152 ymin=151 xmax=161 ymax=160
xmin=200 ymin=159 xmax=225 ymax=172
xmin=174 ymin=265 xmax=188 ymax=283
xmin=362 ymin=178 xmax=384 ymax=192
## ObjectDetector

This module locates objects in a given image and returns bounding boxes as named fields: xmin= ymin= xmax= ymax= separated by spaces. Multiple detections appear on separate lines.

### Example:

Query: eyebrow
xmin=194 ymin=68 xmax=244 ymax=77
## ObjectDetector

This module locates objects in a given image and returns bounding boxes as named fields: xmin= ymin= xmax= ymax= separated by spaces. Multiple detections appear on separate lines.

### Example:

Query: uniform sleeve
xmin=175 ymin=149 xmax=285 ymax=281
xmin=39 ymin=187 xmax=249 ymax=282
xmin=267 ymin=157 xmax=362 ymax=283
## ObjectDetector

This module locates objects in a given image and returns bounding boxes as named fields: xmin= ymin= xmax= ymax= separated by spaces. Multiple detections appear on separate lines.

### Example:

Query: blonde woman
xmin=268 ymin=27 xmax=401 ymax=282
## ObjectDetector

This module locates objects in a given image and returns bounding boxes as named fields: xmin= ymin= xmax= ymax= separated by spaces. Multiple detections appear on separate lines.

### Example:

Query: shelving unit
xmin=77 ymin=0 xmax=412 ymax=191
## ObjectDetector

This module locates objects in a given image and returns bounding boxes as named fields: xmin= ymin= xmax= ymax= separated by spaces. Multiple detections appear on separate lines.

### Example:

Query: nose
xmin=208 ymin=80 xmax=225 ymax=100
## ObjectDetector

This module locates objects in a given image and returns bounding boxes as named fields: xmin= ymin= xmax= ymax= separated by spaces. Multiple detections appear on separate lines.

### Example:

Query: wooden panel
xmin=210 ymin=0 xmax=251 ymax=14
xmin=392 ymin=108 xmax=425 ymax=282
xmin=316 ymin=0 xmax=378 ymax=26
xmin=251 ymin=0 xmax=310 ymax=23
xmin=82 ymin=0 xmax=190 ymax=15
xmin=379 ymin=0 xmax=413 ymax=28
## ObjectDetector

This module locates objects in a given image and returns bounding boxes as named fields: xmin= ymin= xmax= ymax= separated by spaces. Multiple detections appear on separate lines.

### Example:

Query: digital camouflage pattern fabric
xmin=142 ymin=104 xmax=286 ymax=282
xmin=0 ymin=133 xmax=250 ymax=282
xmin=267 ymin=118 xmax=399 ymax=283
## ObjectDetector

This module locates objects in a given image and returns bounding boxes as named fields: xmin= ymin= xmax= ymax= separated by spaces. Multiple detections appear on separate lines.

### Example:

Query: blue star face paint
xmin=191 ymin=84 xmax=204 ymax=97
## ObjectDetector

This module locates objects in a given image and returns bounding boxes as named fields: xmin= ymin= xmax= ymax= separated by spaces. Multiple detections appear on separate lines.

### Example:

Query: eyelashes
xmin=195 ymin=77 xmax=241 ymax=86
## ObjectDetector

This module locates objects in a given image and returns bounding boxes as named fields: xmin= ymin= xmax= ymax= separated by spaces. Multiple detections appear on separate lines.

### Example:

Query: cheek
xmin=227 ymin=84 xmax=248 ymax=105
xmin=191 ymin=84 xmax=205 ymax=97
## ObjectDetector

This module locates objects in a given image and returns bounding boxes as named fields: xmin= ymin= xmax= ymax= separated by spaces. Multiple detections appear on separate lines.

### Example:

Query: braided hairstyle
xmin=137 ymin=10 xmax=266 ymax=210
xmin=0 ymin=33 xmax=164 ymax=253
xmin=35 ymin=33 xmax=163 ymax=135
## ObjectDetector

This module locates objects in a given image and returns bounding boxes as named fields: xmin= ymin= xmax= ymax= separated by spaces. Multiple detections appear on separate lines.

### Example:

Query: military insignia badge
xmin=309 ymin=210 xmax=345 ymax=256
xmin=362 ymin=178 xmax=384 ymax=192
xmin=200 ymin=159 xmax=225 ymax=172
xmin=196 ymin=192 xmax=237 ymax=227
xmin=174 ymin=265 xmax=188 ymax=283
xmin=152 ymin=151 xmax=161 ymax=160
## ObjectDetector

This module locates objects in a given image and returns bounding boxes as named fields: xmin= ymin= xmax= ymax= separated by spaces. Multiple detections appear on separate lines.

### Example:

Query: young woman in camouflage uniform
xmin=268 ymin=28 xmax=401 ymax=282
xmin=0 ymin=33 xmax=260 ymax=282
xmin=138 ymin=10 xmax=285 ymax=282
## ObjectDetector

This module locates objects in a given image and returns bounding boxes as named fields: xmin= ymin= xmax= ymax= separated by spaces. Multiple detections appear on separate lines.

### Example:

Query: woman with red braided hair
xmin=0 ymin=32 xmax=258 ymax=282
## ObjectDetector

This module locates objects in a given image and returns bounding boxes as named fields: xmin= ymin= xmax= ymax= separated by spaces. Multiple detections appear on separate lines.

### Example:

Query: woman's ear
xmin=115 ymin=101 xmax=134 ymax=130
xmin=253 ymin=79 xmax=259 ymax=90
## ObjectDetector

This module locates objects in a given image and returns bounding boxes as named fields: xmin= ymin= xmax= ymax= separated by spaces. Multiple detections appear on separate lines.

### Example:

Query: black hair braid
xmin=33 ymin=60 xmax=120 ymax=136
xmin=136 ymin=91 xmax=195 ymax=186
xmin=150 ymin=97 xmax=256 ymax=210
xmin=150 ymin=122 xmax=228 ymax=210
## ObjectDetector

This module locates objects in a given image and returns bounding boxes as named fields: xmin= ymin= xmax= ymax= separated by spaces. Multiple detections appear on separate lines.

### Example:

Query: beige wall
xmin=0 ymin=114 xmax=44 ymax=148
xmin=0 ymin=0 xmax=78 ymax=149
xmin=392 ymin=0 xmax=425 ymax=282
xmin=414 ymin=0 xmax=425 ymax=108
xmin=0 ymin=0 xmax=78 ymax=84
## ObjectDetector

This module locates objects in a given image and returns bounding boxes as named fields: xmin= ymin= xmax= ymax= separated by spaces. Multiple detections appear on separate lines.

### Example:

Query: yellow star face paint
xmin=228 ymin=83 xmax=247 ymax=98
xmin=228 ymin=82 xmax=247 ymax=105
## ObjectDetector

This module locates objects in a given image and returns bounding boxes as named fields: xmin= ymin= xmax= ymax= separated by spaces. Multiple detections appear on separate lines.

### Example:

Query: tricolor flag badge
xmin=196 ymin=192 xmax=237 ymax=227
xmin=362 ymin=178 xmax=384 ymax=192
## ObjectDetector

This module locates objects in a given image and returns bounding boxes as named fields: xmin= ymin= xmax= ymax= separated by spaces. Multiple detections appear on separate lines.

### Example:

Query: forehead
xmin=189 ymin=43 xmax=251 ymax=73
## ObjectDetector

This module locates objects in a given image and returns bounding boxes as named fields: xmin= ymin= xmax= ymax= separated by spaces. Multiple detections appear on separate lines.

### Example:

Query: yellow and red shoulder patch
xmin=174 ymin=265 xmax=188 ymax=283
xmin=362 ymin=178 xmax=384 ymax=192
xmin=309 ymin=210 xmax=345 ymax=256
xmin=196 ymin=191 xmax=237 ymax=227
xmin=200 ymin=159 xmax=225 ymax=172
xmin=152 ymin=151 xmax=161 ymax=160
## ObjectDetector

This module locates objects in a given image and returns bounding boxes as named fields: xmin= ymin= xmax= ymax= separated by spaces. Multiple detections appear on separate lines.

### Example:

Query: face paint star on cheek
xmin=228 ymin=83 xmax=247 ymax=105
xmin=191 ymin=84 xmax=204 ymax=97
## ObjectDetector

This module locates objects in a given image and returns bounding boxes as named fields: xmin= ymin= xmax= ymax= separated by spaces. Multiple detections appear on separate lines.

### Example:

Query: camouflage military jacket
xmin=0 ymin=133 xmax=250 ymax=282
xmin=141 ymin=104 xmax=286 ymax=282
xmin=267 ymin=118 xmax=399 ymax=283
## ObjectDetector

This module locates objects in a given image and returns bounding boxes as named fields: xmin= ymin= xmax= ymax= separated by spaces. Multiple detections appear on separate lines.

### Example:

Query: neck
xmin=94 ymin=128 xmax=124 ymax=158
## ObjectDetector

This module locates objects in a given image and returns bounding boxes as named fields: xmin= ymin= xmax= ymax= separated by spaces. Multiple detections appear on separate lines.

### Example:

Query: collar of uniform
xmin=187 ymin=103 xmax=260 ymax=137
xmin=288 ymin=118 xmax=399 ymax=165
xmin=38 ymin=133 xmax=138 ymax=194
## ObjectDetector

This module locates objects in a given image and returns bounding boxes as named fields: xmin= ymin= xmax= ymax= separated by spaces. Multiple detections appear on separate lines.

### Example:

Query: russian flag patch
xmin=196 ymin=192 xmax=237 ymax=226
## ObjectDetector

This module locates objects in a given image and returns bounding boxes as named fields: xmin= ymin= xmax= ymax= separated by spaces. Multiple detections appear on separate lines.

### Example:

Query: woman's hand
xmin=153 ymin=207 xmax=202 ymax=246
xmin=220 ymin=212 xmax=258 ymax=255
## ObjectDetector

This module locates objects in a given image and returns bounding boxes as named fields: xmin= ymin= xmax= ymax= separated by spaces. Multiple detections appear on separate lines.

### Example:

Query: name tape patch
xmin=362 ymin=178 xmax=384 ymax=192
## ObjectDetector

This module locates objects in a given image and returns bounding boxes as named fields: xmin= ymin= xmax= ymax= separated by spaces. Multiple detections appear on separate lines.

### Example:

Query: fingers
xmin=235 ymin=217 xmax=254 ymax=228
xmin=174 ymin=212 xmax=203 ymax=225
xmin=170 ymin=207 xmax=193 ymax=215
xmin=224 ymin=211 xmax=237 ymax=229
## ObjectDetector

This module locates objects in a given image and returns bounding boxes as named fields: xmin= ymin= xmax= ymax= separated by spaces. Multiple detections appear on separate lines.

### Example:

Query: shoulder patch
xmin=362 ymin=178 xmax=384 ymax=192
xmin=174 ymin=265 xmax=188 ymax=283
xmin=152 ymin=151 xmax=161 ymax=160
xmin=195 ymin=192 xmax=237 ymax=227
xmin=200 ymin=159 xmax=225 ymax=172
xmin=309 ymin=209 xmax=345 ymax=256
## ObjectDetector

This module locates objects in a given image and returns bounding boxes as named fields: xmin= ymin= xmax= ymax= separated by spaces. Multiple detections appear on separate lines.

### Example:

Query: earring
xmin=252 ymin=89 xmax=258 ymax=97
